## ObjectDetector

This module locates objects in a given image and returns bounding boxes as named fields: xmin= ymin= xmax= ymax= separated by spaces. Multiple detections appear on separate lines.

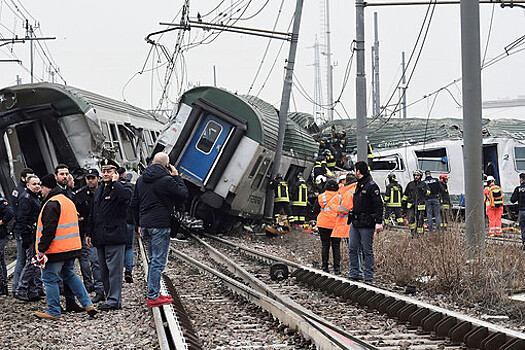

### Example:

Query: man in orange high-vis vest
xmin=34 ymin=174 xmax=97 ymax=320
xmin=313 ymin=179 xmax=340 ymax=273
xmin=485 ymin=176 xmax=504 ymax=236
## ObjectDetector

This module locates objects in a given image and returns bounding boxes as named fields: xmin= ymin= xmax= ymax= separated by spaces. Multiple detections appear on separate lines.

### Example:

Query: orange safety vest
xmin=316 ymin=191 xmax=339 ymax=229
xmin=332 ymin=182 xmax=357 ymax=238
xmin=36 ymin=194 xmax=81 ymax=254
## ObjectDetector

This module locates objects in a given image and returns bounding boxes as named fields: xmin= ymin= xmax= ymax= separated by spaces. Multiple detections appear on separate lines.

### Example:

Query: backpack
xmin=490 ymin=186 xmax=503 ymax=208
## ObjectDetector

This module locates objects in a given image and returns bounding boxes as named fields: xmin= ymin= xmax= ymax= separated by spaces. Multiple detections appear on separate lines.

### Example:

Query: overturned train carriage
xmin=154 ymin=86 xmax=318 ymax=230
xmin=0 ymin=83 xmax=165 ymax=197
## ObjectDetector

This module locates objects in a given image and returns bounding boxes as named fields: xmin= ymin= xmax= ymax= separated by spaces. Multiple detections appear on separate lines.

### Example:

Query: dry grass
xmin=375 ymin=223 xmax=525 ymax=319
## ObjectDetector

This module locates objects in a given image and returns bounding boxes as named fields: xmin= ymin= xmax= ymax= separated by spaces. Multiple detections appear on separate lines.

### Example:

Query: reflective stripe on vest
xmin=36 ymin=194 xmax=81 ymax=255
xmin=386 ymin=185 xmax=402 ymax=208
xmin=275 ymin=181 xmax=289 ymax=202
xmin=291 ymin=184 xmax=308 ymax=206
xmin=317 ymin=191 xmax=339 ymax=229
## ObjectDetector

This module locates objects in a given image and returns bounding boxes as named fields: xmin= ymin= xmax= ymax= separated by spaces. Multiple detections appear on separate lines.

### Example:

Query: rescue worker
xmin=333 ymin=130 xmax=347 ymax=168
xmin=383 ymin=174 xmax=404 ymax=227
xmin=290 ymin=173 xmax=308 ymax=225
xmin=347 ymin=161 xmax=383 ymax=282
xmin=35 ymin=174 xmax=97 ymax=320
xmin=485 ymin=175 xmax=504 ymax=236
xmin=511 ymin=173 xmax=525 ymax=249
xmin=313 ymin=179 xmax=340 ymax=273
xmin=424 ymin=170 xmax=442 ymax=231
xmin=439 ymin=174 xmax=451 ymax=229
xmin=403 ymin=170 xmax=430 ymax=236
xmin=313 ymin=156 xmax=332 ymax=191
xmin=324 ymin=149 xmax=337 ymax=171
xmin=269 ymin=174 xmax=293 ymax=224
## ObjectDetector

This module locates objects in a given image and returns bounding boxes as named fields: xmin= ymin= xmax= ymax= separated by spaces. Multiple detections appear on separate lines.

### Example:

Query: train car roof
xmin=0 ymin=82 xmax=166 ymax=123
xmin=179 ymin=86 xmax=318 ymax=160
xmin=318 ymin=117 xmax=525 ymax=151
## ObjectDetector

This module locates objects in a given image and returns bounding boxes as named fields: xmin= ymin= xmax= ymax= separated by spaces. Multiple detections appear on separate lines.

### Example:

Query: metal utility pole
xmin=308 ymin=36 xmax=324 ymax=124
xmin=460 ymin=0 xmax=484 ymax=257
xmin=373 ymin=12 xmax=380 ymax=118
xmin=400 ymin=51 xmax=407 ymax=119
xmin=324 ymin=0 xmax=334 ymax=121
xmin=264 ymin=0 xmax=304 ymax=220
xmin=213 ymin=65 xmax=217 ymax=87
xmin=355 ymin=0 xmax=368 ymax=162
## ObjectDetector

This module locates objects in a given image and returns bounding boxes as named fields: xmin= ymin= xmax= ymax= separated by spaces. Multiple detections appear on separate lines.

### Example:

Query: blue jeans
xmin=79 ymin=237 xmax=104 ymax=293
xmin=520 ymin=211 xmax=525 ymax=245
xmin=41 ymin=259 xmax=93 ymax=317
xmin=12 ymin=232 xmax=27 ymax=291
xmin=348 ymin=224 xmax=375 ymax=281
xmin=425 ymin=198 xmax=441 ymax=231
xmin=143 ymin=227 xmax=170 ymax=299
xmin=16 ymin=246 xmax=43 ymax=297
xmin=0 ymin=237 xmax=7 ymax=287
xmin=125 ymin=224 xmax=135 ymax=274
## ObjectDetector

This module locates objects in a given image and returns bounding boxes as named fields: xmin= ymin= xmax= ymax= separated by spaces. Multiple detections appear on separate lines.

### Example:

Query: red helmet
xmin=439 ymin=174 xmax=449 ymax=182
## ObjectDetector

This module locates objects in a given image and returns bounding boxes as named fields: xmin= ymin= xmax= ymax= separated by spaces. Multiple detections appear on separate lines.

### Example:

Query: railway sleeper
xmin=312 ymin=275 xmax=329 ymax=288
xmin=446 ymin=320 xmax=472 ymax=345
xmin=386 ymin=299 xmax=406 ymax=318
xmin=397 ymin=304 xmax=418 ymax=323
xmin=463 ymin=326 xmax=489 ymax=349
xmin=377 ymin=296 xmax=396 ymax=314
xmin=356 ymin=290 xmax=376 ymax=307
xmin=333 ymin=281 xmax=351 ymax=296
xmin=341 ymin=284 xmax=358 ymax=299
xmin=318 ymin=277 xmax=336 ymax=291
xmin=500 ymin=338 xmax=525 ymax=350
xmin=324 ymin=279 xmax=343 ymax=294
xmin=408 ymin=307 xmax=430 ymax=330
xmin=367 ymin=293 xmax=386 ymax=311
xmin=431 ymin=315 xmax=456 ymax=340
xmin=349 ymin=287 xmax=368 ymax=303
xmin=418 ymin=311 xmax=443 ymax=335
xmin=480 ymin=332 xmax=508 ymax=350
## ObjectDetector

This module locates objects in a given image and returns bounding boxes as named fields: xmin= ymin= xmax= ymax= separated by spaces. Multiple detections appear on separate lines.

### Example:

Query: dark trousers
xmin=407 ymin=206 xmax=425 ymax=236
xmin=318 ymin=227 xmax=341 ymax=272
xmin=292 ymin=205 xmax=307 ymax=224
xmin=440 ymin=204 xmax=451 ymax=228
xmin=520 ymin=211 xmax=525 ymax=245
xmin=274 ymin=202 xmax=293 ymax=222
xmin=384 ymin=206 xmax=403 ymax=225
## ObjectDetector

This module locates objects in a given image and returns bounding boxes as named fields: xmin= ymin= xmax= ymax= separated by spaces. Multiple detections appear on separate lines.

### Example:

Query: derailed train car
xmin=0 ymin=82 xmax=166 ymax=197
xmin=153 ymin=86 xmax=318 ymax=231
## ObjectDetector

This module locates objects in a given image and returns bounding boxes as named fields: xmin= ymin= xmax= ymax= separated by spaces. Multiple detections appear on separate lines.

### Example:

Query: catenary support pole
xmin=325 ymin=0 xmax=334 ymax=121
xmin=355 ymin=0 xmax=368 ymax=162
xmin=263 ymin=0 xmax=304 ymax=220
xmin=401 ymin=51 xmax=407 ymax=119
xmin=373 ymin=12 xmax=380 ymax=118
xmin=460 ymin=0 xmax=484 ymax=258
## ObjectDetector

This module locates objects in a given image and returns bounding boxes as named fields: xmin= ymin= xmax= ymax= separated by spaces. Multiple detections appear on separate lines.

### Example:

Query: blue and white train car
xmin=154 ymin=86 xmax=318 ymax=231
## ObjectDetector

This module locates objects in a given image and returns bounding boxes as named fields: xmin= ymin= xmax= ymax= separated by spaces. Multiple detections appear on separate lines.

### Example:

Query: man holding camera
xmin=131 ymin=152 xmax=188 ymax=308
xmin=347 ymin=161 xmax=383 ymax=282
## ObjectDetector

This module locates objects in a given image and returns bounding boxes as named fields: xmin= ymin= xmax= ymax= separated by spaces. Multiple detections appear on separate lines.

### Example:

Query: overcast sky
xmin=1 ymin=0 xmax=524 ymax=121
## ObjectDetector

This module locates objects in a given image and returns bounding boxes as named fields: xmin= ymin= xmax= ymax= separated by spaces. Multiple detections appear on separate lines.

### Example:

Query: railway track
xmin=167 ymin=233 xmax=525 ymax=349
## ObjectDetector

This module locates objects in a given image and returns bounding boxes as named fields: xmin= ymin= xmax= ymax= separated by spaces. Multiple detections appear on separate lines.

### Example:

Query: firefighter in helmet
xmin=384 ymin=173 xmax=403 ymax=227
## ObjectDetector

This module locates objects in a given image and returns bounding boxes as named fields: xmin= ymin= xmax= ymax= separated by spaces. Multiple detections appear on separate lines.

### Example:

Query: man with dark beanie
xmin=35 ymin=174 xmax=97 ymax=320
xmin=347 ymin=161 xmax=383 ymax=282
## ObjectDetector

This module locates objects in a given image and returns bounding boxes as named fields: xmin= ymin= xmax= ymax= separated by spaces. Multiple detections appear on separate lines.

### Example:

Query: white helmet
xmin=315 ymin=175 xmax=327 ymax=184
xmin=486 ymin=175 xmax=495 ymax=183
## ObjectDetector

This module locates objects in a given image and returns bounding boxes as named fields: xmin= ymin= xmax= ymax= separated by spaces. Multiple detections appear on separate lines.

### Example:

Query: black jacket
xmin=440 ymin=182 xmax=451 ymax=205
xmin=38 ymin=186 xmax=81 ymax=262
xmin=404 ymin=179 xmax=430 ymax=206
xmin=14 ymin=190 xmax=40 ymax=247
xmin=74 ymin=185 xmax=97 ymax=238
xmin=0 ymin=197 xmax=14 ymax=240
xmin=131 ymin=164 xmax=188 ymax=228
xmin=350 ymin=174 xmax=383 ymax=228
xmin=91 ymin=180 xmax=133 ymax=246
xmin=424 ymin=176 xmax=441 ymax=200
xmin=511 ymin=183 xmax=525 ymax=211
xmin=11 ymin=181 xmax=26 ymax=221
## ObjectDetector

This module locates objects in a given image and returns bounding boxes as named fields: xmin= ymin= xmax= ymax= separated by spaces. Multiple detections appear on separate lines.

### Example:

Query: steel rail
xmin=203 ymin=234 xmax=525 ymax=347
xmin=138 ymin=237 xmax=187 ymax=350
xmin=169 ymin=244 xmax=375 ymax=350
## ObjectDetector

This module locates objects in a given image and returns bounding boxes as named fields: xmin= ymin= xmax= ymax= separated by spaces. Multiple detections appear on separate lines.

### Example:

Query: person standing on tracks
xmin=424 ymin=170 xmax=442 ymax=231
xmin=269 ymin=174 xmax=294 ymax=225
xmin=403 ymin=170 xmax=430 ymax=237
xmin=131 ymin=152 xmax=188 ymax=308
xmin=88 ymin=159 xmax=133 ymax=311
xmin=34 ymin=174 xmax=97 ymax=320
xmin=347 ymin=161 xmax=383 ymax=282
xmin=383 ymin=174 xmax=404 ymax=228
xmin=117 ymin=167 xmax=136 ymax=284
xmin=290 ymin=173 xmax=308 ymax=226
xmin=484 ymin=176 xmax=504 ymax=237
xmin=13 ymin=175 xmax=43 ymax=301
xmin=511 ymin=173 xmax=525 ymax=249
xmin=74 ymin=169 xmax=105 ymax=303
xmin=313 ymin=179 xmax=341 ymax=273
xmin=439 ymin=174 xmax=451 ymax=229
xmin=0 ymin=194 xmax=14 ymax=296
xmin=11 ymin=168 xmax=34 ymax=294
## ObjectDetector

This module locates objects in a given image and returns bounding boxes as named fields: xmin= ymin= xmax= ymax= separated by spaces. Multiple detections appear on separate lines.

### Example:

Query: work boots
xmin=0 ymin=285 xmax=8 ymax=296
xmin=91 ymin=291 xmax=106 ymax=304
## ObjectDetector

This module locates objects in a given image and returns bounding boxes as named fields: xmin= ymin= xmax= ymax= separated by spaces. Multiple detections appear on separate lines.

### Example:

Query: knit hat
xmin=41 ymin=174 xmax=57 ymax=189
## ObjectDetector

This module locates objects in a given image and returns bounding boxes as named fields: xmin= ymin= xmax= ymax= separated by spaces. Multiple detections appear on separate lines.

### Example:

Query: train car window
xmin=514 ymin=147 xmax=525 ymax=171
xmin=260 ymin=161 xmax=273 ymax=190
xmin=251 ymin=158 xmax=271 ymax=190
xmin=109 ymin=123 xmax=122 ymax=161
xmin=143 ymin=130 xmax=153 ymax=147
xmin=370 ymin=154 xmax=404 ymax=171
xmin=150 ymin=130 xmax=157 ymax=142
xmin=415 ymin=148 xmax=448 ymax=172
xmin=196 ymin=121 xmax=222 ymax=155
xmin=249 ymin=156 xmax=263 ymax=178
xmin=118 ymin=125 xmax=137 ymax=160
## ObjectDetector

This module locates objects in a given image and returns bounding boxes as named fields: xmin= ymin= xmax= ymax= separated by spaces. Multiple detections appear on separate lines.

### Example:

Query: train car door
xmin=483 ymin=144 xmax=500 ymax=185
xmin=178 ymin=113 xmax=232 ymax=183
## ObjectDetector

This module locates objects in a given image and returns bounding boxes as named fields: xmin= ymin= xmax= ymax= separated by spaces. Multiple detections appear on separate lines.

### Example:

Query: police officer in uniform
xmin=383 ymin=174 xmax=404 ymax=227
xmin=290 ymin=173 xmax=308 ymax=225
xmin=347 ymin=161 xmax=383 ymax=282
xmin=403 ymin=170 xmax=430 ymax=236
xmin=88 ymin=159 xmax=133 ymax=311
xmin=74 ymin=169 xmax=105 ymax=303
xmin=511 ymin=173 xmax=525 ymax=249
xmin=269 ymin=174 xmax=293 ymax=224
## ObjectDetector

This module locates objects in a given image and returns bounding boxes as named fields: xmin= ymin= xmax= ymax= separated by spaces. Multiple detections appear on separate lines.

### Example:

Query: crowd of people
xmin=0 ymin=151 xmax=187 ymax=320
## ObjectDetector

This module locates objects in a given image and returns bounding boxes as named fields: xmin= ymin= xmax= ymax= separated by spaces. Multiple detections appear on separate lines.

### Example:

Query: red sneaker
xmin=147 ymin=295 xmax=173 ymax=308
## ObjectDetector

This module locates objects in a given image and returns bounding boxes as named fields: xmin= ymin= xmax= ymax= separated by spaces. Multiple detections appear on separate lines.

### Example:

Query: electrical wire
xmin=482 ymin=2 xmax=496 ymax=67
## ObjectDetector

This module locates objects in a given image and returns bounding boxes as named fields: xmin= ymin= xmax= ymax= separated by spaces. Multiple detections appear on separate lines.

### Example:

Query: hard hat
xmin=387 ymin=173 xmax=397 ymax=181
xmin=339 ymin=173 xmax=346 ymax=181
xmin=315 ymin=175 xmax=326 ymax=184
xmin=439 ymin=174 xmax=449 ymax=182
xmin=324 ymin=179 xmax=339 ymax=191
xmin=413 ymin=170 xmax=423 ymax=177
xmin=323 ymin=148 xmax=332 ymax=155
xmin=338 ymin=130 xmax=346 ymax=138
xmin=486 ymin=175 xmax=495 ymax=183
xmin=275 ymin=173 xmax=283 ymax=179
